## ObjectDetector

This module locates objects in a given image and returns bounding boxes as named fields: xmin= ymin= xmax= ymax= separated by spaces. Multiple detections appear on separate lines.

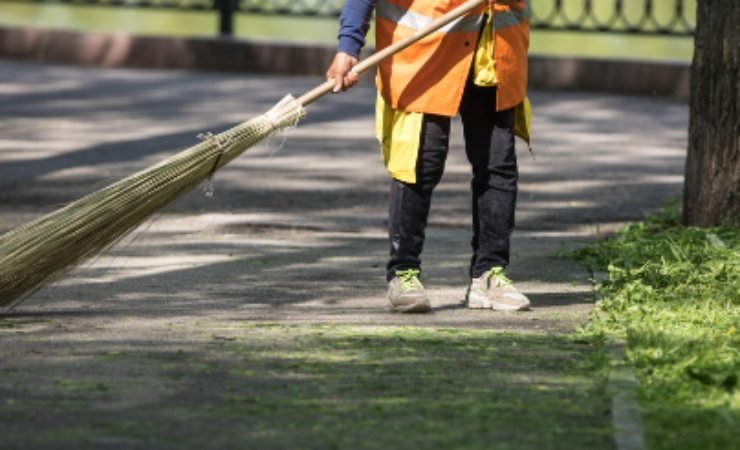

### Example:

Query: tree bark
xmin=683 ymin=0 xmax=740 ymax=227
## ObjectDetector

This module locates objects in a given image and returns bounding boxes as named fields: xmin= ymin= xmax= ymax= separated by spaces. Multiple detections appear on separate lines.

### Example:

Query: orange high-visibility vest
xmin=375 ymin=0 xmax=530 ymax=115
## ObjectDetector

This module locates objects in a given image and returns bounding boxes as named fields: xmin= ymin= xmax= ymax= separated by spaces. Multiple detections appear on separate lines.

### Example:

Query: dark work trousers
xmin=386 ymin=78 xmax=518 ymax=281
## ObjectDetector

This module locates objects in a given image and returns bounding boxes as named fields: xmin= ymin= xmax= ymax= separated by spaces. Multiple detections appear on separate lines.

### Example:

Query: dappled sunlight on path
xmin=0 ymin=58 xmax=688 ymax=449
xmin=0 ymin=59 xmax=687 ymax=330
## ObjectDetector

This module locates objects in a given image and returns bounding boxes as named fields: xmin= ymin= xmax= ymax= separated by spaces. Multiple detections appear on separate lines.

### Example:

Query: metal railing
xmin=530 ymin=0 xmax=695 ymax=35
xmin=4 ymin=0 xmax=696 ymax=36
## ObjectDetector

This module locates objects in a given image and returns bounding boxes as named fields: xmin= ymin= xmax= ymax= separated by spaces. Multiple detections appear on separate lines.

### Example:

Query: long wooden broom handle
xmin=297 ymin=0 xmax=487 ymax=106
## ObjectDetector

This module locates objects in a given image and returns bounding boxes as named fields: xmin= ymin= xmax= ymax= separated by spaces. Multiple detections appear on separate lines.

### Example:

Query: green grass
xmin=570 ymin=203 xmax=739 ymax=450
xmin=0 ymin=325 xmax=613 ymax=449
xmin=199 ymin=326 xmax=614 ymax=449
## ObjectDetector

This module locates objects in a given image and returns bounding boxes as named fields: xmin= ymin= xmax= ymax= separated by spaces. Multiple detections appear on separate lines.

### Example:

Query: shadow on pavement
xmin=0 ymin=60 xmax=687 ymax=329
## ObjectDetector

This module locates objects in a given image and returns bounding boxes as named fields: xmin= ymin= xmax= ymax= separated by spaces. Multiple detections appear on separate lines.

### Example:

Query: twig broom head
xmin=0 ymin=95 xmax=305 ymax=309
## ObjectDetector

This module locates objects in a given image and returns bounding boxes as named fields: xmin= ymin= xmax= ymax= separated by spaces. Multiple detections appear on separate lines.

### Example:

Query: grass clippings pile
xmin=572 ymin=204 xmax=739 ymax=450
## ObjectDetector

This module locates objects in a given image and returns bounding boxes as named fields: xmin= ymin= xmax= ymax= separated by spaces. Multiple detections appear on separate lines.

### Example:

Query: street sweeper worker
xmin=327 ymin=0 xmax=532 ymax=313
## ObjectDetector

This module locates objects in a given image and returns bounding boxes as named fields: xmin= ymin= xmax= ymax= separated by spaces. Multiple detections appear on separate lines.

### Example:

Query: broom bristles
xmin=0 ymin=95 xmax=305 ymax=309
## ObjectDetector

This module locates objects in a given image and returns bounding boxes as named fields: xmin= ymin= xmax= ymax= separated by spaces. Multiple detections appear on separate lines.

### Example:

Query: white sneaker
xmin=387 ymin=269 xmax=432 ymax=313
xmin=466 ymin=267 xmax=531 ymax=311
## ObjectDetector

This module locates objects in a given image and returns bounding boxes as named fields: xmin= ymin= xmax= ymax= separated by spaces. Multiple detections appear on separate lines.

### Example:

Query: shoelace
xmin=396 ymin=269 xmax=423 ymax=291
xmin=485 ymin=267 xmax=513 ymax=288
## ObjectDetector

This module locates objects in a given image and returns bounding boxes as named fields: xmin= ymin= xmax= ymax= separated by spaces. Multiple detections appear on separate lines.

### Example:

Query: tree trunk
xmin=683 ymin=0 xmax=740 ymax=227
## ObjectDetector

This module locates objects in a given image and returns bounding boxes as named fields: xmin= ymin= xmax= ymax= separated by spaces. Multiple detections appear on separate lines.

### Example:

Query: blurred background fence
xmin=1 ymin=0 xmax=696 ymax=36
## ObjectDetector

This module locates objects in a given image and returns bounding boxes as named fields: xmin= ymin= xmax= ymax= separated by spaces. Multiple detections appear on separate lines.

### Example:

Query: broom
xmin=0 ymin=0 xmax=486 ymax=309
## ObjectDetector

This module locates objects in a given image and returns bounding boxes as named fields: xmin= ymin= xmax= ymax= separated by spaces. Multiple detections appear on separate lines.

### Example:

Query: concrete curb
xmin=0 ymin=25 xmax=689 ymax=98
xmin=529 ymin=55 xmax=689 ymax=99
xmin=592 ymin=271 xmax=648 ymax=450
xmin=607 ymin=343 xmax=648 ymax=450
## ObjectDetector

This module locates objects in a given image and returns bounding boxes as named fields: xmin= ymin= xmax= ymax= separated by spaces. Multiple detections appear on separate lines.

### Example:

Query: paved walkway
xmin=0 ymin=60 xmax=688 ymax=331
xmin=0 ymin=59 xmax=688 ymax=449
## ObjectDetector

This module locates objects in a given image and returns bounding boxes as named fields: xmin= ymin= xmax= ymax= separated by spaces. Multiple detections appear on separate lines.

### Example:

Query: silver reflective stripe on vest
xmin=492 ymin=2 xmax=531 ymax=29
xmin=376 ymin=0 xmax=530 ymax=33
xmin=376 ymin=0 xmax=482 ymax=33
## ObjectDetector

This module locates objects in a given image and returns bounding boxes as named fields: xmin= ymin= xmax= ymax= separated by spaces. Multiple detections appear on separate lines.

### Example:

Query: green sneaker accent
xmin=466 ymin=267 xmax=531 ymax=311
xmin=388 ymin=269 xmax=431 ymax=313
xmin=486 ymin=267 xmax=513 ymax=288
xmin=397 ymin=269 xmax=423 ymax=290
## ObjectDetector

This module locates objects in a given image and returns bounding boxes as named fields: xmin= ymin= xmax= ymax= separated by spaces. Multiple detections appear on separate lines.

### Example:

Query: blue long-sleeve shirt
xmin=337 ymin=0 xmax=378 ymax=58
